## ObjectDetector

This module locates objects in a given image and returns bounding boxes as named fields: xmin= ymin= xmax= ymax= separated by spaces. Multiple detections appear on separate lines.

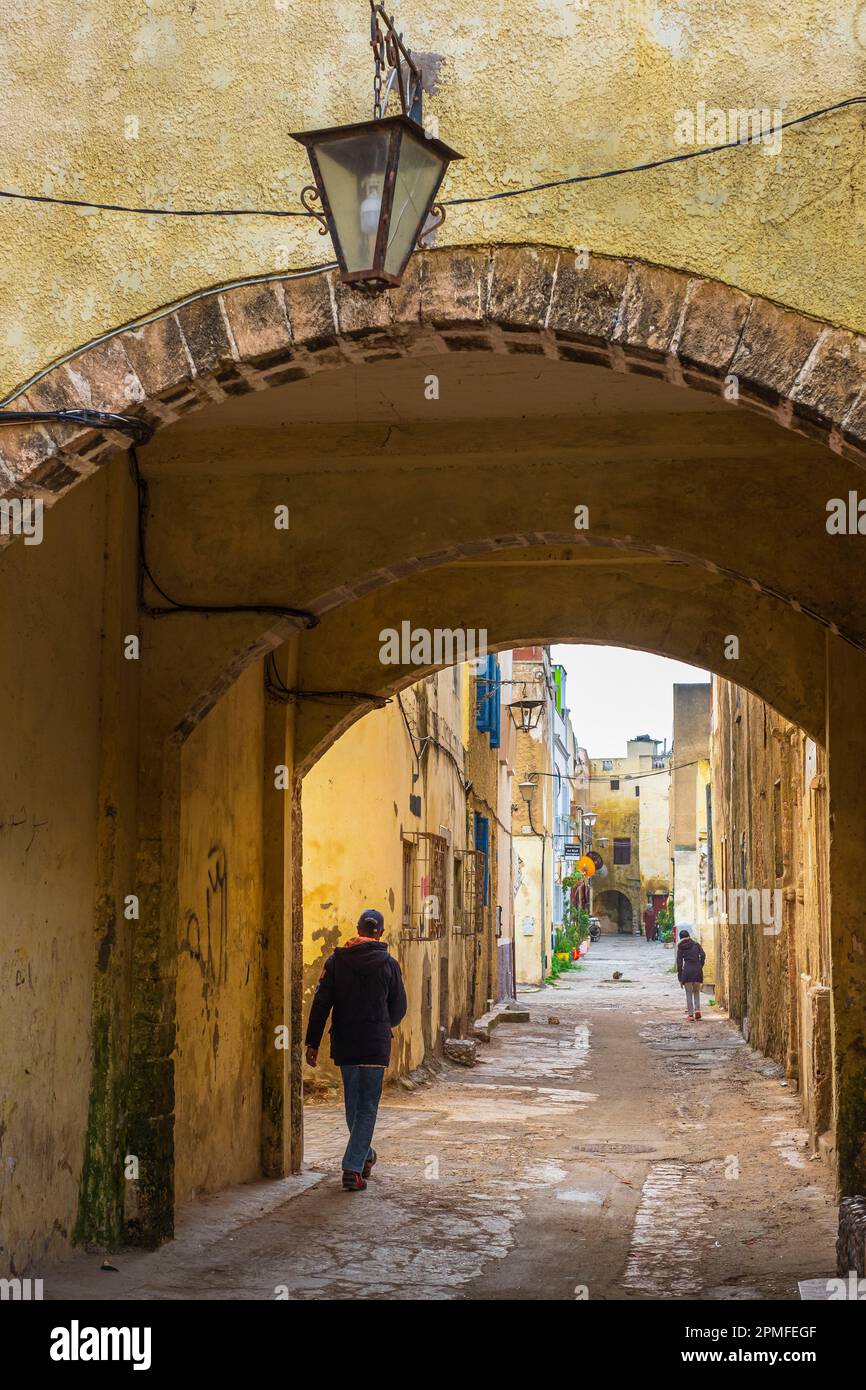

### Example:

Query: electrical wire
xmin=522 ymin=756 xmax=706 ymax=778
xmin=0 ymin=261 xmax=338 ymax=409
xmin=0 ymin=189 xmax=315 ymax=217
xmin=589 ymin=757 xmax=703 ymax=781
xmin=444 ymin=95 xmax=866 ymax=206
xmin=0 ymin=95 xmax=861 ymax=221
xmin=1 ymin=95 xmax=862 ymax=410
xmin=0 ymin=407 xmax=153 ymax=444
xmin=265 ymin=652 xmax=388 ymax=705
xmin=129 ymin=444 xmax=320 ymax=627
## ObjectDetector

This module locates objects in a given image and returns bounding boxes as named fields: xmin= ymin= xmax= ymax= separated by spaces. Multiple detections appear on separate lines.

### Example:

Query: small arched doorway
xmin=594 ymin=888 xmax=636 ymax=935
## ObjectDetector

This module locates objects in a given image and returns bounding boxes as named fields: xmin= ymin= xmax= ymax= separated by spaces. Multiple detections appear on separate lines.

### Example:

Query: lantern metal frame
xmin=291 ymin=115 xmax=461 ymax=289
xmin=291 ymin=2 xmax=462 ymax=290
xmin=508 ymin=698 xmax=545 ymax=734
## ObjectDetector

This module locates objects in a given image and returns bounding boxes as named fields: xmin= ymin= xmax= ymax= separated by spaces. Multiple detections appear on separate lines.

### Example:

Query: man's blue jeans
xmin=340 ymin=1065 xmax=385 ymax=1174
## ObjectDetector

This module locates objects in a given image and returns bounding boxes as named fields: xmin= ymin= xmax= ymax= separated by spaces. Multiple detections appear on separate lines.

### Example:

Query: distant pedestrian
xmin=676 ymin=929 xmax=706 ymax=1021
xmin=304 ymin=908 xmax=407 ymax=1192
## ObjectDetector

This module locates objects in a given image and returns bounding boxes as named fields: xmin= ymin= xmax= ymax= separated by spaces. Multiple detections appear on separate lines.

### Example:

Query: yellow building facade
xmin=302 ymin=659 xmax=515 ymax=1087
xmin=589 ymin=736 xmax=671 ymax=934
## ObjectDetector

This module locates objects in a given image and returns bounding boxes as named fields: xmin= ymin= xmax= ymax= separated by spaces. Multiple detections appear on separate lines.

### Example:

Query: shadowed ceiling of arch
xmin=162 ymin=350 xmax=734 ymax=429
xmin=145 ymin=350 xmax=828 ymax=479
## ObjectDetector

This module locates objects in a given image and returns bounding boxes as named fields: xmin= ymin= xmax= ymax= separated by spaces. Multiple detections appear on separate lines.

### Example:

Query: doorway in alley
xmin=594 ymin=889 xmax=635 ymax=935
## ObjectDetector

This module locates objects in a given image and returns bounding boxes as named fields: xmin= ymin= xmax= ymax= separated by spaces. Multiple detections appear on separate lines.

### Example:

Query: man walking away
xmin=305 ymin=908 xmax=407 ymax=1191
xmin=676 ymin=929 xmax=706 ymax=1021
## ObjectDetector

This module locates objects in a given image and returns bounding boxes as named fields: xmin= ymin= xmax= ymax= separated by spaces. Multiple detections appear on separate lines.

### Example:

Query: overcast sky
xmin=551 ymin=645 xmax=710 ymax=757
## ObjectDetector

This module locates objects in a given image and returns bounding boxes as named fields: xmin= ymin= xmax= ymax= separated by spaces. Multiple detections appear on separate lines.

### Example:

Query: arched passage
xmin=4 ymin=245 xmax=866 ymax=1270
xmin=594 ymin=889 xmax=636 ymax=936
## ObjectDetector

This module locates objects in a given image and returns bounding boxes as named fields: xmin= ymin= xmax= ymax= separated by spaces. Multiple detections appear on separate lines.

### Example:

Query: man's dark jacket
xmin=305 ymin=940 xmax=407 ymax=1066
xmin=676 ymin=936 xmax=706 ymax=984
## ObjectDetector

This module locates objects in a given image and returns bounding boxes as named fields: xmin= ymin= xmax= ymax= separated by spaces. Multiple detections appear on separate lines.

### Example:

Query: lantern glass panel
xmin=384 ymin=129 xmax=447 ymax=277
xmin=313 ymin=127 xmax=392 ymax=272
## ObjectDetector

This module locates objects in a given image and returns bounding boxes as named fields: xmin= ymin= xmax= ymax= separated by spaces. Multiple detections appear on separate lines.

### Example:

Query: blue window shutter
xmin=476 ymin=660 xmax=490 ymax=732
xmin=474 ymin=813 xmax=490 ymax=905
xmin=490 ymin=658 xmax=501 ymax=749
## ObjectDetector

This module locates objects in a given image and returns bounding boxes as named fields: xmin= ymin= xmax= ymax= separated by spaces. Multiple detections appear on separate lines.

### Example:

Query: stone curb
xmin=472 ymin=999 xmax=531 ymax=1042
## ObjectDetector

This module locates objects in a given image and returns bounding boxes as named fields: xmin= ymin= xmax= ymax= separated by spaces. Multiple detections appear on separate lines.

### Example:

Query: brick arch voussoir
xmin=4 ymin=243 xmax=866 ymax=525
xmin=305 ymin=529 xmax=862 ymax=658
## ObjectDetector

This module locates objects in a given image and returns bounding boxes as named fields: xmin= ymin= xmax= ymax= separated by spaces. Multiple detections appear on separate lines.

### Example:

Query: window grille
xmin=400 ymin=832 xmax=448 ymax=941
xmin=454 ymin=848 xmax=485 ymax=936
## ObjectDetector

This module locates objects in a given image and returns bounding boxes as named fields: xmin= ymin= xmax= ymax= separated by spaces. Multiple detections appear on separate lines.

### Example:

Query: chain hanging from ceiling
xmin=370 ymin=1 xmax=423 ymax=122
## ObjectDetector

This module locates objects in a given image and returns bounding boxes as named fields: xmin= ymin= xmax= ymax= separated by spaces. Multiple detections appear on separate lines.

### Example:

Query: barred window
xmin=454 ymin=848 xmax=485 ymax=936
xmin=400 ymin=832 xmax=447 ymax=940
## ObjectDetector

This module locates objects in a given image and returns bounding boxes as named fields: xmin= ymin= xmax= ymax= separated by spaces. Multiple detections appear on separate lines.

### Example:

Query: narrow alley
xmin=43 ymin=935 xmax=837 ymax=1302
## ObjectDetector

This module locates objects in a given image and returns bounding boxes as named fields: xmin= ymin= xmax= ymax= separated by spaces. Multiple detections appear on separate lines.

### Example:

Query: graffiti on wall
xmin=181 ymin=844 xmax=229 ymax=989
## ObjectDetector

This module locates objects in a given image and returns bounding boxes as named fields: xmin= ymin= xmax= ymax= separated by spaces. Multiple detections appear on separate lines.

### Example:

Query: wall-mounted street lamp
xmin=292 ymin=3 xmax=462 ymax=290
xmin=518 ymin=777 xmax=539 ymax=833
xmin=508 ymin=699 xmax=545 ymax=734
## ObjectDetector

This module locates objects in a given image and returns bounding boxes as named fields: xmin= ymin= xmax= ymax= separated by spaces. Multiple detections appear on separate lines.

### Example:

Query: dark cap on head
xmin=357 ymin=908 xmax=384 ymax=936
xmin=679 ymin=929 xmax=690 ymax=939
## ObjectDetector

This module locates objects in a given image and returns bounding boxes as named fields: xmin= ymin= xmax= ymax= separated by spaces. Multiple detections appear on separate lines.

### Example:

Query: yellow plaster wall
xmin=301 ymin=669 xmax=473 ymax=1085
xmin=174 ymin=661 xmax=266 ymax=1205
xmin=639 ymin=764 xmax=671 ymax=891
xmin=3 ymin=3 xmax=866 ymax=395
xmin=588 ymin=784 xmax=642 ymax=931
xmin=694 ymin=756 xmax=715 ymax=981
xmin=0 ymin=471 xmax=112 ymax=1269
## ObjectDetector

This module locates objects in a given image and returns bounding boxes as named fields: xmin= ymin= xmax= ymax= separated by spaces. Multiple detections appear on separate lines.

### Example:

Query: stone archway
xmin=5 ymin=240 xmax=866 ymax=739
xmin=5 ymin=241 xmax=866 ymax=526
xmin=5 ymin=243 xmax=866 ymax=1267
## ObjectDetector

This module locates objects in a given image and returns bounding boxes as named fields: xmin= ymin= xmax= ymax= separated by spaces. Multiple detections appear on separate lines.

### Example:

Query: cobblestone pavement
xmin=44 ymin=936 xmax=838 ymax=1300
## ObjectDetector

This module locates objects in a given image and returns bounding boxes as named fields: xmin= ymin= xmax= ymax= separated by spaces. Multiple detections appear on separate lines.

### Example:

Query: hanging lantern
xmin=291 ymin=4 xmax=462 ymax=290
xmin=508 ymin=698 xmax=545 ymax=733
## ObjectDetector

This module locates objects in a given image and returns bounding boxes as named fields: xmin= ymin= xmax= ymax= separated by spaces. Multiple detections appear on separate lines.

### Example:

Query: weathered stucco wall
xmin=174 ymin=662 xmax=266 ymax=1206
xmin=0 ymin=463 xmax=141 ymax=1271
xmin=302 ymin=669 xmax=485 ymax=1086
xmin=639 ymin=763 xmax=671 ymax=892
xmin=710 ymin=678 xmax=832 ymax=1152
xmin=671 ymin=683 xmax=711 ymax=851
xmin=588 ymin=788 xmax=641 ymax=932
xmin=3 ymin=2 xmax=866 ymax=397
